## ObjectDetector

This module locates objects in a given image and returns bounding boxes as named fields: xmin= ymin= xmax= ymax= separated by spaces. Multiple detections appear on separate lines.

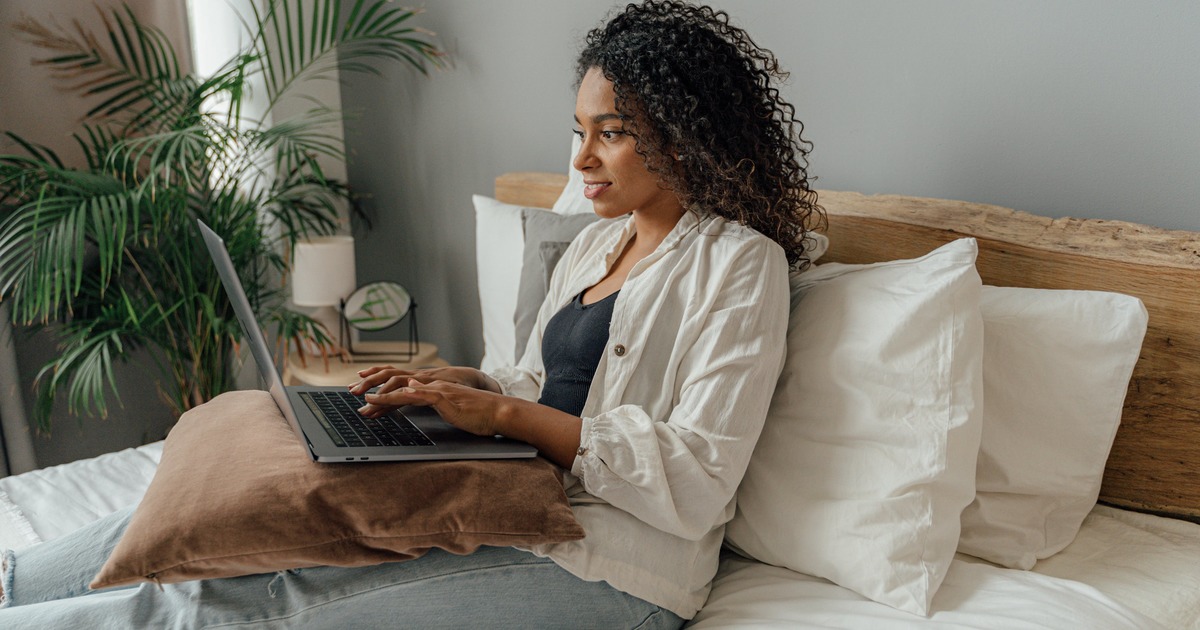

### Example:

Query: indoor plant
xmin=0 ymin=1 xmax=442 ymax=431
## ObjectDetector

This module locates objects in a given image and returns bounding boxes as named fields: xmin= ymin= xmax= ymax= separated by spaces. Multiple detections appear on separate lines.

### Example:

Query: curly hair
xmin=576 ymin=0 xmax=823 ymax=267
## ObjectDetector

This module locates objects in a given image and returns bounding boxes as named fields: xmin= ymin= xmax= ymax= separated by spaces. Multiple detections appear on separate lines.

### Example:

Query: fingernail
xmin=358 ymin=405 xmax=370 ymax=414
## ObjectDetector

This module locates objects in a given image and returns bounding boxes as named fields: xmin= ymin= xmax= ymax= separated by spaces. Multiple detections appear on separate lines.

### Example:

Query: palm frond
xmin=0 ymin=175 xmax=140 ymax=324
xmin=33 ymin=317 xmax=128 ymax=431
xmin=248 ymin=0 xmax=444 ymax=112
xmin=12 ymin=5 xmax=194 ymax=131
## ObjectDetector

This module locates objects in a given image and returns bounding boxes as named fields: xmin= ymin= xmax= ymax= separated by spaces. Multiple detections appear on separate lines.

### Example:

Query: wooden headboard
xmin=495 ymin=171 xmax=1200 ymax=522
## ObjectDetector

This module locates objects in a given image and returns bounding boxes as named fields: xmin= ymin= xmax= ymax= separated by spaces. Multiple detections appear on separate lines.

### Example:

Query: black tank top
xmin=537 ymin=290 xmax=619 ymax=417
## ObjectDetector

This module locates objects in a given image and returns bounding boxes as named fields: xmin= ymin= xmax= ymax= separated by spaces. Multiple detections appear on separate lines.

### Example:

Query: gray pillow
xmin=513 ymin=209 xmax=601 ymax=361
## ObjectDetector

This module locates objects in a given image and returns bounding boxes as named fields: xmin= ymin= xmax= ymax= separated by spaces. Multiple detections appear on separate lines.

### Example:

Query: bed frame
xmin=495 ymin=171 xmax=1200 ymax=523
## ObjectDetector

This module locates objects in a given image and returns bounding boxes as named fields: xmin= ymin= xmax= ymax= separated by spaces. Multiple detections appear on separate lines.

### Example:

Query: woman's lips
xmin=583 ymin=182 xmax=611 ymax=200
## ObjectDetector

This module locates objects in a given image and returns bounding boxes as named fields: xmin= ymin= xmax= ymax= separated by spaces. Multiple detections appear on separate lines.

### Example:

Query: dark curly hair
xmin=577 ymin=0 xmax=823 ymax=268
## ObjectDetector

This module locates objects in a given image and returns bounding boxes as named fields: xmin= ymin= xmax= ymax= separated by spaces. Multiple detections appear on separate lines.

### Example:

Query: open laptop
xmin=197 ymin=219 xmax=537 ymax=462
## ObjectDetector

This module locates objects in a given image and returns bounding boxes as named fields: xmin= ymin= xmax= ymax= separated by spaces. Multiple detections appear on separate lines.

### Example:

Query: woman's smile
xmin=583 ymin=181 xmax=612 ymax=199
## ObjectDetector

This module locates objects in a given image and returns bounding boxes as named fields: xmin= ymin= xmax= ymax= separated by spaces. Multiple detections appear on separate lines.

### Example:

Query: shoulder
xmin=691 ymin=214 xmax=787 ymax=270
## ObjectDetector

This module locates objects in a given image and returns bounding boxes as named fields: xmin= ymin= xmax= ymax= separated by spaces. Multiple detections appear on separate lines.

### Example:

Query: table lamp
xmin=291 ymin=236 xmax=356 ymax=354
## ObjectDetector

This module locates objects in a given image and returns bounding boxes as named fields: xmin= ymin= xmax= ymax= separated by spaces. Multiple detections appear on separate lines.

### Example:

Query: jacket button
xmin=613 ymin=344 xmax=627 ymax=357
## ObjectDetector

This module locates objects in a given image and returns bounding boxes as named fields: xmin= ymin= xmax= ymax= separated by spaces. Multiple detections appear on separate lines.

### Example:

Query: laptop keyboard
xmin=301 ymin=391 xmax=434 ymax=448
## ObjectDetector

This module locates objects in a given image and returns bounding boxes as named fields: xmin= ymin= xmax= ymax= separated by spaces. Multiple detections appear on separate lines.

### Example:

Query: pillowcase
xmin=474 ymin=195 xmax=529 ymax=372
xmin=724 ymin=238 xmax=985 ymax=616
xmin=550 ymin=133 xmax=592 ymax=215
xmin=958 ymin=286 xmax=1148 ymax=569
xmin=513 ymin=208 xmax=602 ymax=361
xmin=91 ymin=390 xmax=584 ymax=589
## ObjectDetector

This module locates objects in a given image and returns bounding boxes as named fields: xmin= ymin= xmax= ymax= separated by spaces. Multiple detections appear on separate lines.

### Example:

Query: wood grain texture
xmin=494 ymin=172 xmax=1200 ymax=521
xmin=494 ymin=172 xmax=567 ymax=209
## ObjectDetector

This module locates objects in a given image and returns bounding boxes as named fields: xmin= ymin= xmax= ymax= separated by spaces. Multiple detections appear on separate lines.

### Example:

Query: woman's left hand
xmin=361 ymin=381 xmax=511 ymax=437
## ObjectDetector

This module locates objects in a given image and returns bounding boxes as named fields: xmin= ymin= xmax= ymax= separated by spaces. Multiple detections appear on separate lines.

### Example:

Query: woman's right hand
xmin=349 ymin=365 xmax=502 ymax=415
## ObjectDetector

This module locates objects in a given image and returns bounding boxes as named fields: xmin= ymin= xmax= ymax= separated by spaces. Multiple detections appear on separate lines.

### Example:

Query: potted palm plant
xmin=0 ymin=1 xmax=442 ymax=431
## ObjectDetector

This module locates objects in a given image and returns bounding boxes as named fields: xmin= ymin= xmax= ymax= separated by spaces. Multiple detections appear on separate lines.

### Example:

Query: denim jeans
xmin=1 ymin=507 xmax=685 ymax=629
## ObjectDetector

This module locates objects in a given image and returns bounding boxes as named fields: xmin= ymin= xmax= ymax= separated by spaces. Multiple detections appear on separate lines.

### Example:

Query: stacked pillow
xmin=725 ymin=238 xmax=987 ymax=615
xmin=475 ymin=141 xmax=1149 ymax=616
xmin=724 ymin=243 xmax=1148 ymax=615
xmin=959 ymin=286 xmax=1147 ymax=569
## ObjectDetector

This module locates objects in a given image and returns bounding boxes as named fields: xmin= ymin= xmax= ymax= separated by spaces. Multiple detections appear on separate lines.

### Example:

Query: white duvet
xmin=2 ymin=443 xmax=1198 ymax=629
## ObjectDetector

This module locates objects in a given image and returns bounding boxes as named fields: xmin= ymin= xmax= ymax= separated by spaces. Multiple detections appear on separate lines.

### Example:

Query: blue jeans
xmin=1 ymin=507 xmax=684 ymax=629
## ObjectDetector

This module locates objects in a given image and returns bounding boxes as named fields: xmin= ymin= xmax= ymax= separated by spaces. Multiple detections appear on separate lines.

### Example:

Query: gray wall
xmin=340 ymin=0 xmax=1200 ymax=368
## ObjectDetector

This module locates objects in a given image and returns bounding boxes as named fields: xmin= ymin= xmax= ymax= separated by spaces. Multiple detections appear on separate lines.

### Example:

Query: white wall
xmin=339 ymin=0 xmax=1200 ymax=367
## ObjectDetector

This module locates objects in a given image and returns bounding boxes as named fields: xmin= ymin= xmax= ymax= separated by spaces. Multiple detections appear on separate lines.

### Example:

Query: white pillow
xmin=725 ymin=238 xmax=985 ymax=616
xmin=473 ymin=195 xmax=527 ymax=372
xmin=551 ymin=134 xmax=592 ymax=215
xmin=958 ymin=286 xmax=1148 ymax=569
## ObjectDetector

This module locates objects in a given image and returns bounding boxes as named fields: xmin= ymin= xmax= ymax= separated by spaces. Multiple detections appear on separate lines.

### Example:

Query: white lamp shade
xmin=292 ymin=236 xmax=357 ymax=307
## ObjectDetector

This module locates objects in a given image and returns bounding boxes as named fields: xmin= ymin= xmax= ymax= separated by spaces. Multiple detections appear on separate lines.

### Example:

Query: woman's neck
xmin=629 ymin=205 xmax=686 ymax=254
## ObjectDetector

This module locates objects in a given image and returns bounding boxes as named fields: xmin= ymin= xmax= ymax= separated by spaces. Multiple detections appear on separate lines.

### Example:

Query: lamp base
xmin=301 ymin=305 xmax=344 ymax=356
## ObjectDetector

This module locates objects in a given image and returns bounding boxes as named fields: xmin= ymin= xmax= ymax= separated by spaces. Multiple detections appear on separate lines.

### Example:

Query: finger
xmin=361 ymin=387 xmax=436 ymax=416
xmin=349 ymin=368 xmax=411 ymax=394
xmin=349 ymin=365 xmax=400 ymax=392
xmin=376 ymin=375 xmax=413 ymax=395
xmin=355 ymin=365 xmax=394 ymax=378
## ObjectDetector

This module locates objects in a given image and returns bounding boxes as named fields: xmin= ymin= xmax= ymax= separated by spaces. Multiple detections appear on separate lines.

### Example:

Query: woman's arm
xmin=355 ymin=376 xmax=584 ymax=469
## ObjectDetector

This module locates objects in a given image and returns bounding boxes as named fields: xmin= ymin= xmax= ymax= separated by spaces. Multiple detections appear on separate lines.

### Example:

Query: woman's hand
xmin=349 ymin=364 xmax=584 ymax=468
xmin=350 ymin=365 xmax=501 ymax=394
xmin=349 ymin=365 xmax=502 ymax=419
xmin=360 ymin=381 xmax=511 ymax=437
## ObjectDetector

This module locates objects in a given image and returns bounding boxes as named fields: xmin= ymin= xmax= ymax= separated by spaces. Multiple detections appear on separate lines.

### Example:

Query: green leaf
xmin=3 ymin=0 xmax=443 ymax=429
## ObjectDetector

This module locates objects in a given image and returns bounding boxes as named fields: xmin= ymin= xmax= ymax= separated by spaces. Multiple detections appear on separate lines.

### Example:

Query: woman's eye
xmin=571 ymin=129 xmax=584 ymax=139
xmin=600 ymin=130 xmax=625 ymax=140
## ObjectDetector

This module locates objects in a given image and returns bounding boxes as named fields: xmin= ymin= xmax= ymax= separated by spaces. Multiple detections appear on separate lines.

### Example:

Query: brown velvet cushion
xmin=91 ymin=390 xmax=583 ymax=589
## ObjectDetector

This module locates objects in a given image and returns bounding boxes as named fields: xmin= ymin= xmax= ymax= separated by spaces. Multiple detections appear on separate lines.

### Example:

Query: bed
xmin=3 ymin=170 xmax=1199 ymax=628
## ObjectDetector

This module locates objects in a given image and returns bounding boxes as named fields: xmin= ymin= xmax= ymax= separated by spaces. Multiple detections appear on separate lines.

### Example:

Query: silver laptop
xmin=197 ymin=220 xmax=537 ymax=462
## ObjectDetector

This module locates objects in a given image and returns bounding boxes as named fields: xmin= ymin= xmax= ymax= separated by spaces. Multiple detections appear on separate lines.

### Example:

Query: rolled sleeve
xmin=487 ymin=364 xmax=542 ymax=402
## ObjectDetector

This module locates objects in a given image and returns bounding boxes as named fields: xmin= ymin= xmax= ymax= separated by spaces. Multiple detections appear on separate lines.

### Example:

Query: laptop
xmin=197 ymin=219 xmax=537 ymax=463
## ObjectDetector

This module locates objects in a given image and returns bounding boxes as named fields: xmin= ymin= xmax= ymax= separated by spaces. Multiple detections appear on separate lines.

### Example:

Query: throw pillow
xmin=474 ymin=195 xmax=528 ymax=372
xmin=513 ymin=208 xmax=602 ymax=361
xmin=724 ymin=238 xmax=985 ymax=616
xmin=958 ymin=286 xmax=1148 ymax=569
xmin=91 ymin=390 xmax=584 ymax=589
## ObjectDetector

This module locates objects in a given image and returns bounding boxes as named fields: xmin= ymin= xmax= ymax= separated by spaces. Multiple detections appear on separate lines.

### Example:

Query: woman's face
xmin=573 ymin=67 xmax=682 ymax=220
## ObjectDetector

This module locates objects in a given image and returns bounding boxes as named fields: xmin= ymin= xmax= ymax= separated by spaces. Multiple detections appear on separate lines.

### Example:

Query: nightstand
xmin=282 ymin=341 xmax=449 ymax=387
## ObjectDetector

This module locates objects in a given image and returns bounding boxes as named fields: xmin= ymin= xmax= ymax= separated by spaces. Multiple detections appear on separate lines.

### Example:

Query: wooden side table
xmin=283 ymin=341 xmax=450 ymax=387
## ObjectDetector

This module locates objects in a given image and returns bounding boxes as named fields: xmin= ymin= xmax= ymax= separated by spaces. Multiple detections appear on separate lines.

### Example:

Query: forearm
xmin=494 ymin=398 xmax=582 ymax=470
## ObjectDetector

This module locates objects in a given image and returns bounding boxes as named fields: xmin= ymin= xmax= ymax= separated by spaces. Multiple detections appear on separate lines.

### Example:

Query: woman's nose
xmin=573 ymin=137 xmax=598 ymax=172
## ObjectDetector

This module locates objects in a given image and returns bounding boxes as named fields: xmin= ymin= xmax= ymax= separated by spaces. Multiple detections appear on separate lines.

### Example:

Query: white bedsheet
xmin=0 ymin=442 xmax=162 ymax=549
xmin=689 ymin=554 xmax=1160 ymax=629
xmin=2 ymin=443 xmax=1197 ymax=629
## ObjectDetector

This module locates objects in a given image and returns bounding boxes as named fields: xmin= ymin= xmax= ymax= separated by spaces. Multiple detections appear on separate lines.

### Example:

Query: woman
xmin=0 ymin=1 xmax=820 ymax=627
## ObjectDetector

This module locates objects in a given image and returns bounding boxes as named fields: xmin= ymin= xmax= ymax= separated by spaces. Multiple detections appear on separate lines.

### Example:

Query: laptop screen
xmin=196 ymin=220 xmax=289 ymax=395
